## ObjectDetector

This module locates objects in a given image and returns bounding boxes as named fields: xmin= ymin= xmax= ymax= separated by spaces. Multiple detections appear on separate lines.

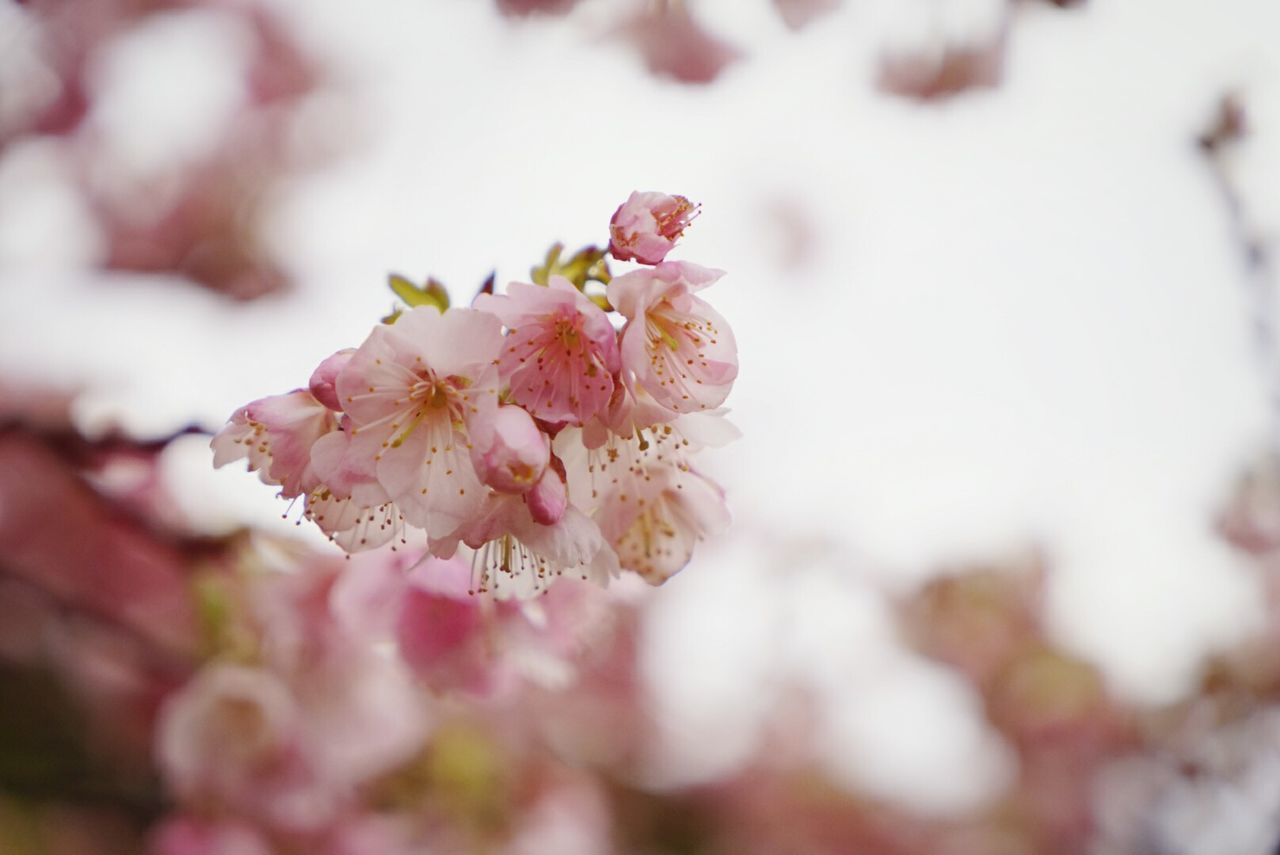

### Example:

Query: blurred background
xmin=3 ymin=0 xmax=1280 ymax=852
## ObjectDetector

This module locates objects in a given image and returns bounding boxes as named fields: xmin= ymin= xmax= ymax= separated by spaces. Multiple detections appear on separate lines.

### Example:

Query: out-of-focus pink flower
xmin=877 ymin=28 xmax=1007 ymax=102
xmin=252 ymin=559 xmax=430 ymax=782
xmin=335 ymin=306 xmax=502 ymax=540
xmin=622 ymin=7 xmax=741 ymax=85
xmin=505 ymin=775 xmax=614 ymax=855
xmin=396 ymin=555 xmax=505 ymax=694
xmin=150 ymin=815 xmax=273 ymax=855
xmin=476 ymin=277 xmax=619 ymax=426
xmin=158 ymin=558 xmax=430 ymax=833
xmin=608 ymin=261 xmax=737 ymax=417
xmin=772 ymin=0 xmax=842 ymax=31
xmin=396 ymin=556 xmax=611 ymax=696
xmin=321 ymin=812 xmax=421 ymax=855
xmin=496 ymin=0 xmax=581 ymax=15
xmin=212 ymin=390 xmax=336 ymax=499
xmin=156 ymin=663 xmax=329 ymax=830
xmin=609 ymin=191 xmax=697 ymax=265
xmin=309 ymin=349 xmax=356 ymax=412
xmin=472 ymin=405 xmax=550 ymax=495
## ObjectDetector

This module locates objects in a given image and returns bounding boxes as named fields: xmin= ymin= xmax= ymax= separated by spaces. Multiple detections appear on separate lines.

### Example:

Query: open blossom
xmin=609 ymin=191 xmax=697 ymax=264
xmin=335 ymin=306 xmax=502 ymax=540
xmin=559 ymin=413 xmax=734 ymax=583
xmin=306 ymin=422 xmax=408 ymax=552
xmin=609 ymin=464 xmax=729 ymax=583
xmin=476 ymin=276 xmax=619 ymax=425
xmin=608 ymin=260 xmax=738 ymax=416
xmin=211 ymin=390 xmax=336 ymax=498
xmin=459 ymin=493 xmax=618 ymax=598
xmin=156 ymin=663 xmax=332 ymax=830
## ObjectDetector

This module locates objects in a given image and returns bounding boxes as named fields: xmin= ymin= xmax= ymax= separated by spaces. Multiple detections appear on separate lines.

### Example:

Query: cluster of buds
xmin=214 ymin=192 xmax=735 ymax=597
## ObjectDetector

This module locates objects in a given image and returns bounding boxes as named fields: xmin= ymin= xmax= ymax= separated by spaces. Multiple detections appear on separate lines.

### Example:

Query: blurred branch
xmin=1198 ymin=95 xmax=1280 ymax=448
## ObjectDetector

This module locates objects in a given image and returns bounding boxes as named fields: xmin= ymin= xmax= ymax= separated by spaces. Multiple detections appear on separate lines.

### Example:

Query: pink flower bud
xmin=308 ymin=348 xmax=355 ymax=411
xmin=525 ymin=462 xmax=567 ymax=526
xmin=473 ymin=405 xmax=549 ymax=494
xmin=609 ymin=191 xmax=697 ymax=265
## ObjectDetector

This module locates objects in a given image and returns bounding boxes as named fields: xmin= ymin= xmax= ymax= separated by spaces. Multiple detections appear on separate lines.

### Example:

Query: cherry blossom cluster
xmin=214 ymin=192 xmax=737 ymax=596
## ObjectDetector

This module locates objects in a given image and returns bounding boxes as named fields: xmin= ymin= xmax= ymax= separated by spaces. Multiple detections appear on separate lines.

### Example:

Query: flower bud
xmin=473 ymin=405 xmax=549 ymax=494
xmin=308 ymin=348 xmax=355 ymax=411
xmin=525 ymin=461 xmax=568 ymax=526
xmin=609 ymin=191 xmax=697 ymax=265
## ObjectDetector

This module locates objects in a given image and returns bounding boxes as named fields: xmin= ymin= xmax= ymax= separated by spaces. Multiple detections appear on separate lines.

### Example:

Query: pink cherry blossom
xmin=475 ymin=276 xmax=619 ymax=425
xmin=558 ymin=416 xmax=732 ymax=583
xmin=335 ymin=306 xmax=502 ymax=540
xmin=608 ymin=260 xmax=738 ymax=416
xmin=608 ymin=464 xmax=729 ymax=584
xmin=306 ymin=423 xmax=407 ymax=552
xmin=609 ymin=191 xmax=698 ymax=264
xmin=472 ymin=404 xmax=550 ymax=494
xmin=303 ymin=492 xmax=406 ymax=552
xmin=211 ymin=390 xmax=336 ymax=498
xmin=308 ymin=348 xmax=355 ymax=411
xmin=460 ymin=493 xmax=618 ymax=599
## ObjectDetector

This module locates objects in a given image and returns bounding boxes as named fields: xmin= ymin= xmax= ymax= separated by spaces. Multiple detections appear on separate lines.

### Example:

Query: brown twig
xmin=1199 ymin=94 xmax=1280 ymax=447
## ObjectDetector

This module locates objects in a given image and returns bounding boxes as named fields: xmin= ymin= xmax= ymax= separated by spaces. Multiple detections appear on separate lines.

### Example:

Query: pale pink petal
xmin=334 ymin=307 xmax=501 ymax=542
xmin=304 ymin=490 xmax=404 ymax=552
xmin=369 ymin=416 xmax=486 ymax=539
xmin=671 ymin=409 xmax=742 ymax=448
xmin=211 ymin=390 xmax=336 ymax=498
xmin=610 ymin=262 xmax=737 ymax=416
xmin=463 ymin=495 xmax=617 ymax=598
xmin=388 ymin=305 xmax=503 ymax=379
xmin=308 ymin=428 xmax=389 ymax=507
xmin=479 ymin=277 xmax=619 ymax=425
xmin=613 ymin=466 xmax=729 ymax=584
